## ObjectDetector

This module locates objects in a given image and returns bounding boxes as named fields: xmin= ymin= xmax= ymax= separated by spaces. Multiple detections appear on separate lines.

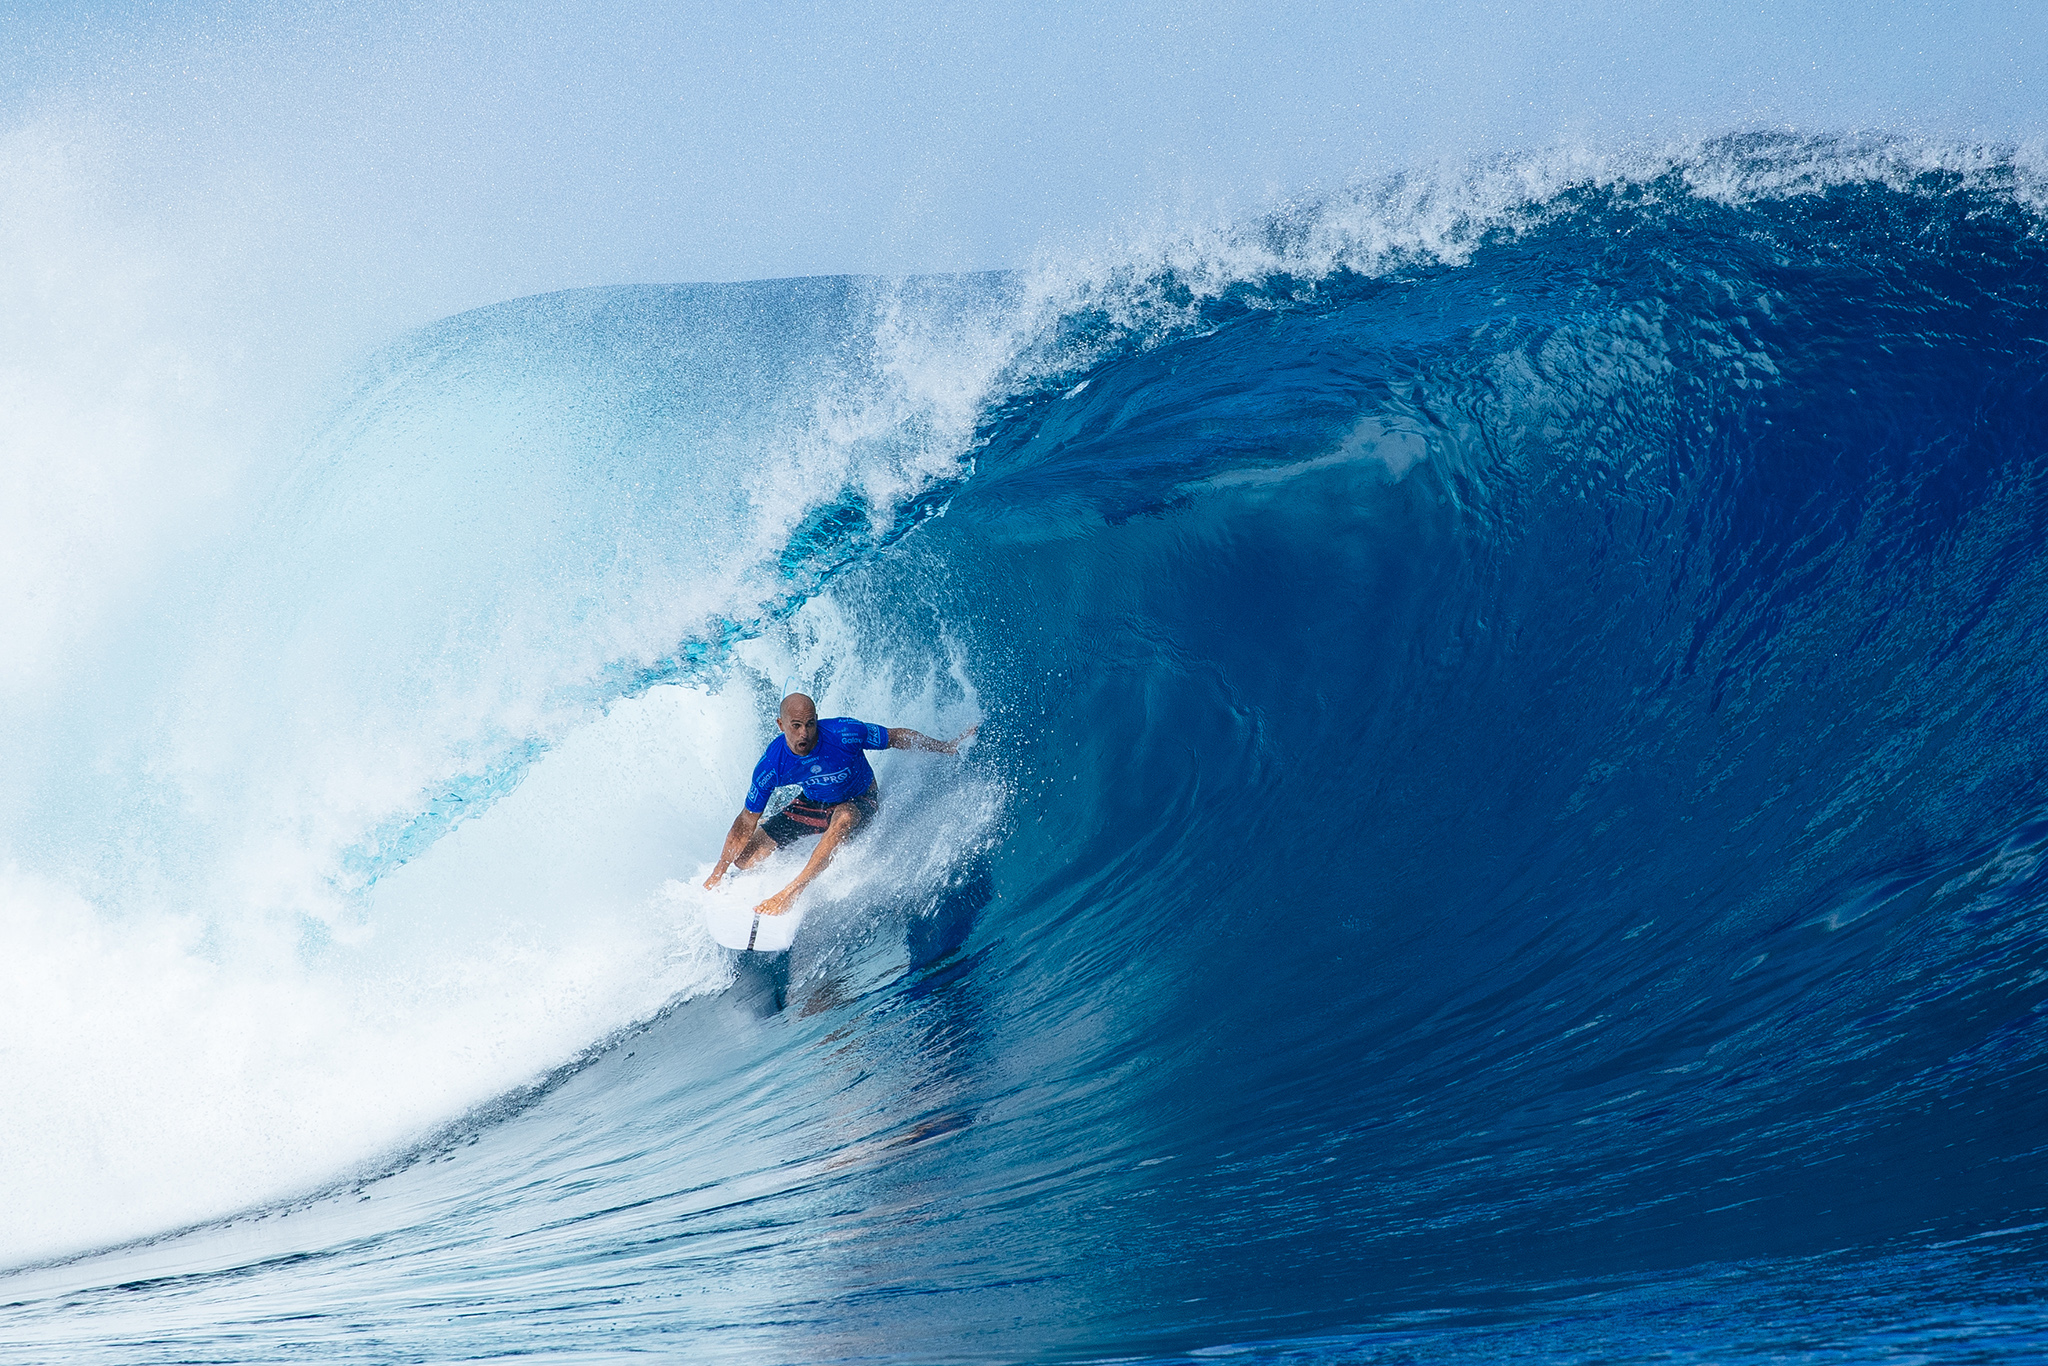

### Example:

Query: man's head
xmin=777 ymin=693 xmax=820 ymax=755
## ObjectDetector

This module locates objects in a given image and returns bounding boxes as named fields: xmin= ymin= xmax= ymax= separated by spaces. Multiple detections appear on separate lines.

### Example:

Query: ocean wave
xmin=5 ymin=133 xmax=2048 ymax=1362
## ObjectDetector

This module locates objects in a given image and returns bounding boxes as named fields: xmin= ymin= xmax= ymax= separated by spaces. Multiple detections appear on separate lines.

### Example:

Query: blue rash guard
xmin=744 ymin=718 xmax=890 ymax=813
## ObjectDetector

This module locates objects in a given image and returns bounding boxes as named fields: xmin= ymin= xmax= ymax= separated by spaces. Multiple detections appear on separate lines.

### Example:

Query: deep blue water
xmin=5 ymin=138 xmax=2048 ymax=1362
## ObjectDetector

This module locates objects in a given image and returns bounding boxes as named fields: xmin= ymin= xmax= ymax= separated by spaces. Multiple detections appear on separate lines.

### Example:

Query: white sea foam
xmin=0 ymin=683 xmax=731 ymax=1264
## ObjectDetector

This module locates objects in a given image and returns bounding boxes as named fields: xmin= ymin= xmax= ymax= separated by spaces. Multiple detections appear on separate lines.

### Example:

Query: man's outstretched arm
xmin=705 ymin=809 xmax=764 ymax=889
xmin=887 ymin=724 xmax=979 ymax=755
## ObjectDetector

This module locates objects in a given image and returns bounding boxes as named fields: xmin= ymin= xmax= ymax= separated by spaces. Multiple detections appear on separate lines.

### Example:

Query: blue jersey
xmin=745 ymin=717 xmax=890 ymax=812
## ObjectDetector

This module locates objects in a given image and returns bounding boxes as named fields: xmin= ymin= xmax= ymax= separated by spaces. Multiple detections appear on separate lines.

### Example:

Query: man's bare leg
xmin=755 ymin=804 xmax=864 ymax=916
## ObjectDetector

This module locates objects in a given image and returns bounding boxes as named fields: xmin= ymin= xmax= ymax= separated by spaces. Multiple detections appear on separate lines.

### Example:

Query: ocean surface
xmin=4 ymin=134 xmax=2048 ymax=1362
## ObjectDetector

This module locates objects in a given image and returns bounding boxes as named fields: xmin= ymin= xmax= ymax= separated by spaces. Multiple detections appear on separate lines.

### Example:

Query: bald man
xmin=705 ymin=693 xmax=977 ymax=919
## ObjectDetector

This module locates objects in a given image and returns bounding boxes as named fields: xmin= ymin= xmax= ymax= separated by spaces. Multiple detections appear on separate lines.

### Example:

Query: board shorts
xmin=760 ymin=784 xmax=880 ymax=849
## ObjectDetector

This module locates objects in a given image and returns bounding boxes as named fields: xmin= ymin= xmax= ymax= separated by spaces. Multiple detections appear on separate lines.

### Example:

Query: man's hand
xmin=703 ymin=863 xmax=729 ymax=891
xmin=941 ymin=723 xmax=979 ymax=755
xmin=755 ymin=886 xmax=800 ymax=917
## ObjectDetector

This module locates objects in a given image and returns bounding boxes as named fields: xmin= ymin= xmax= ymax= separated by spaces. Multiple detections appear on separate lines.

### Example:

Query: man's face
xmin=779 ymin=699 xmax=820 ymax=755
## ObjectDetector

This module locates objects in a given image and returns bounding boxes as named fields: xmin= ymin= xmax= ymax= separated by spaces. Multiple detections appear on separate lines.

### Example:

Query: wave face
xmin=6 ymin=137 xmax=2048 ymax=1362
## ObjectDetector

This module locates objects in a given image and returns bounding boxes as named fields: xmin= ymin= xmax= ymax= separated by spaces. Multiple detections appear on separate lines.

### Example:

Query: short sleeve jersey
xmin=745 ymin=718 xmax=890 ymax=812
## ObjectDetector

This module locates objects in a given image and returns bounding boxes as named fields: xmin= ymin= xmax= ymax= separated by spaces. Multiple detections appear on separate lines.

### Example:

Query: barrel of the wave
xmin=699 ymin=693 xmax=978 ymax=969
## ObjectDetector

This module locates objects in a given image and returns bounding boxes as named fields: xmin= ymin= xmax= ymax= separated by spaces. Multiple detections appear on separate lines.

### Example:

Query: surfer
xmin=705 ymin=693 xmax=976 ymax=917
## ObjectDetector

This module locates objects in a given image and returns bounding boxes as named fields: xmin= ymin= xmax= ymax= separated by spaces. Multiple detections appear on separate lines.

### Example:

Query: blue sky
xmin=4 ymin=0 xmax=2043 ymax=329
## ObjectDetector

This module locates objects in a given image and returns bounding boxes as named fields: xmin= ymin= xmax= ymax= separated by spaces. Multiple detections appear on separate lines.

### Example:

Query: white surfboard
xmin=703 ymin=894 xmax=810 ymax=953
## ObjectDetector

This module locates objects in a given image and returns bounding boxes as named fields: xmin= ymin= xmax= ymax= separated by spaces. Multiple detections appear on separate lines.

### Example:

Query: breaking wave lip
xmin=4 ymin=128 xmax=2048 ymax=1366
xmin=987 ymin=130 xmax=2048 ymax=391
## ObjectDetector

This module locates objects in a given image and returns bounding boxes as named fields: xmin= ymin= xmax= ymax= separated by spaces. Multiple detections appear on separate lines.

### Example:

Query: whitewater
xmin=4 ymin=134 xmax=2048 ymax=1362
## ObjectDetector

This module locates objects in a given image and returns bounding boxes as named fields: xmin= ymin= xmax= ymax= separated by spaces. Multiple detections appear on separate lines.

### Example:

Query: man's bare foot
xmin=755 ymin=887 xmax=800 ymax=917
